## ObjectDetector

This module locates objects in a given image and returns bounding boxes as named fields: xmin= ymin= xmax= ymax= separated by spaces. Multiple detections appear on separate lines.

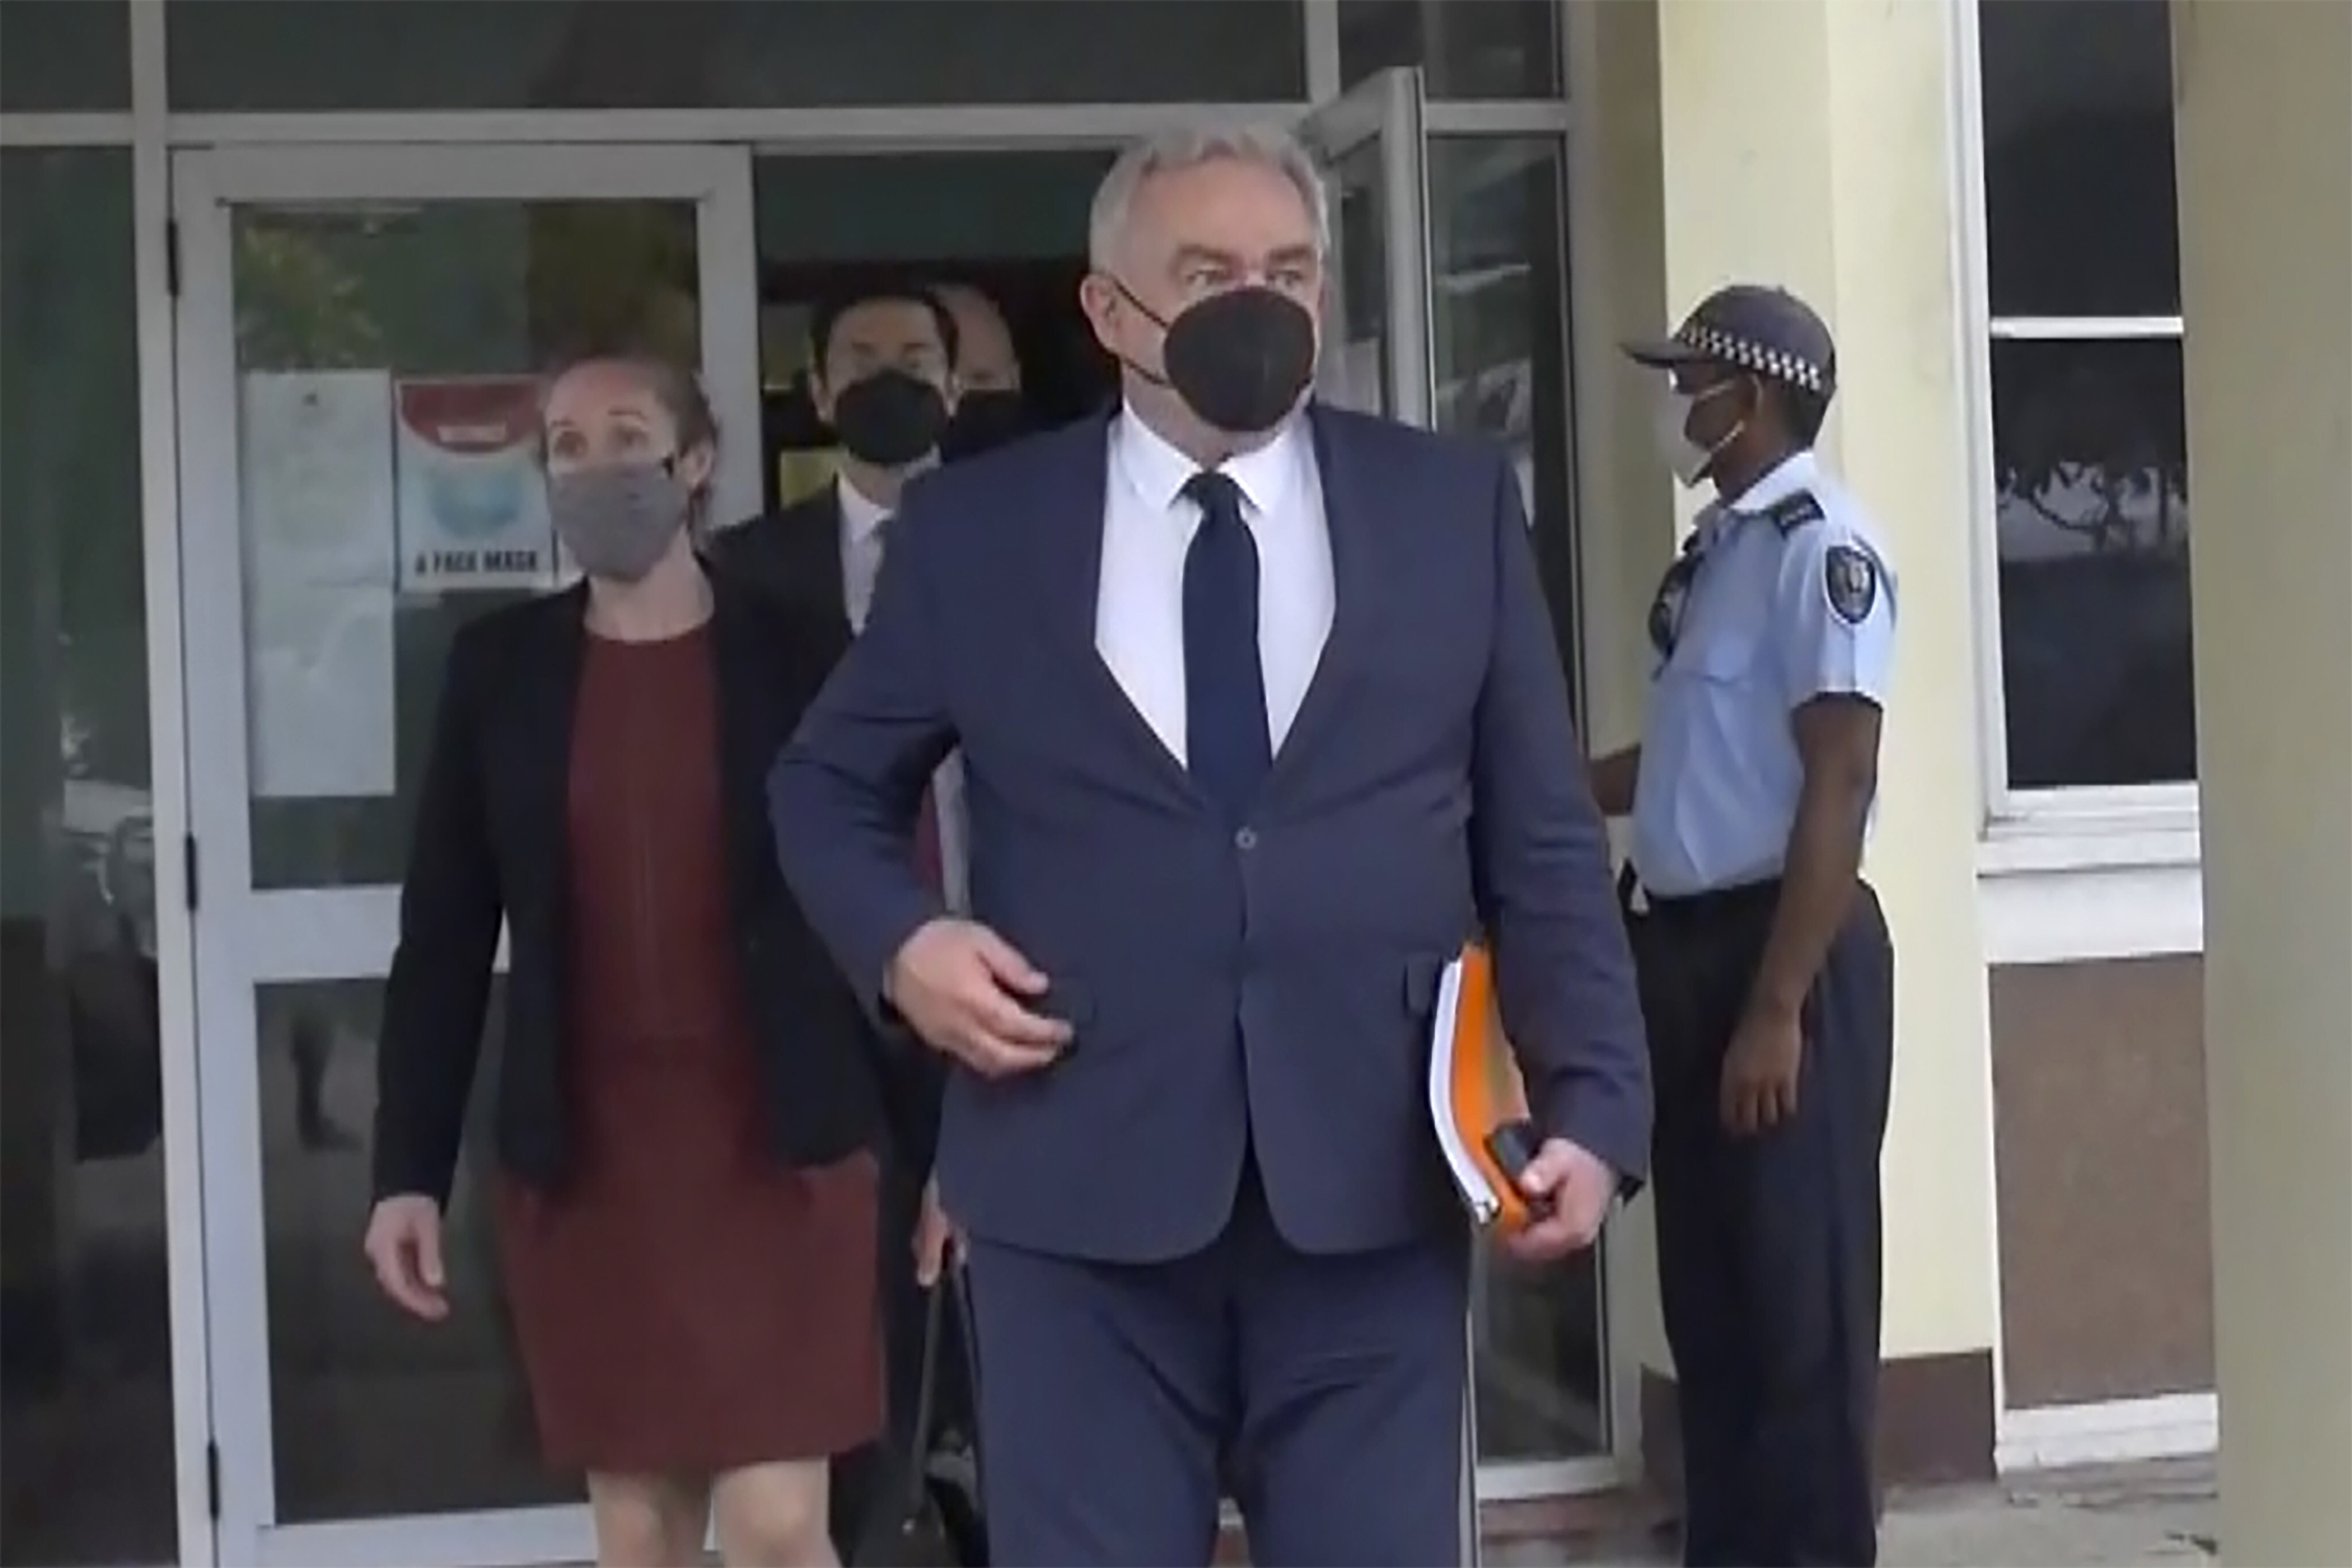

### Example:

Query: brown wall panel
xmin=1989 ymin=956 xmax=2215 ymax=1406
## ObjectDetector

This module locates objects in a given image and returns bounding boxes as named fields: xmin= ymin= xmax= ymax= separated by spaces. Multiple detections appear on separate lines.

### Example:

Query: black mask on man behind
xmin=829 ymin=369 xmax=949 ymax=469
xmin=938 ymin=389 xmax=1034 ymax=461
xmin=1121 ymin=284 xmax=1317 ymax=437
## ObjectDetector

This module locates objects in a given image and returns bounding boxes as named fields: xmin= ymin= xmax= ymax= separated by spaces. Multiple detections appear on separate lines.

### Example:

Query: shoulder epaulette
xmin=1766 ymin=491 xmax=1826 ymax=535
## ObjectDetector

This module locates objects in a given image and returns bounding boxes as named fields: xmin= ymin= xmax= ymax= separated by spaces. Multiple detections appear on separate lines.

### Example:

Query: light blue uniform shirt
xmin=1629 ymin=450 xmax=1898 ymax=898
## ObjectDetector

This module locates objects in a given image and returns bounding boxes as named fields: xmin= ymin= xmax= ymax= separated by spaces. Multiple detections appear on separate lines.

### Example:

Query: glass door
xmin=1301 ymin=65 xmax=1435 ymax=424
xmin=1301 ymin=69 xmax=1617 ymax=1505
xmin=171 ymin=143 xmax=758 ymax=1568
xmin=1301 ymin=68 xmax=1481 ymax=1556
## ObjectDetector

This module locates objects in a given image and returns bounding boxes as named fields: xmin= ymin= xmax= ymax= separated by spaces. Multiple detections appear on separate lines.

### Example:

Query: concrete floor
xmin=1496 ymin=1459 xmax=2220 ymax=1567
xmin=529 ymin=1459 xmax=2220 ymax=1568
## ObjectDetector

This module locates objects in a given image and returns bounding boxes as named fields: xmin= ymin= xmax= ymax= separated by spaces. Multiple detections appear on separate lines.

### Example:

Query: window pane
xmin=230 ymin=199 xmax=702 ymax=890
xmin=0 ymin=148 xmax=177 ymax=1567
xmin=169 ymin=0 xmax=1304 ymax=110
xmin=1427 ymin=135 xmax=1603 ymax=1461
xmin=1339 ymin=0 xmax=1561 ymax=99
xmin=1429 ymin=137 xmax=1582 ymax=708
xmin=0 ymin=0 xmax=129 ymax=112
xmin=1991 ymin=335 xmax=2196 ymax=790
xmin=254 ymin=978 xmax=570 ymax=1521
xmin=1979 ymin=0 xmax=2180 ymax=319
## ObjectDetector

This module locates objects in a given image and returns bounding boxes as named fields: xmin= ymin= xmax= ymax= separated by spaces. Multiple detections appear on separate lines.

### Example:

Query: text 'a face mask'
xmin=547 ymin=460 xmax=692 ymax=584
xmin=1119 ymin=282 xmax=1318 ymax=438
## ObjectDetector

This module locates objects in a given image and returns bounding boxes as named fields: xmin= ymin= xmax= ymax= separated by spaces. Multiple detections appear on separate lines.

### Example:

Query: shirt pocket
xmin=1673 ymin=617 xmax=1767 ymax=685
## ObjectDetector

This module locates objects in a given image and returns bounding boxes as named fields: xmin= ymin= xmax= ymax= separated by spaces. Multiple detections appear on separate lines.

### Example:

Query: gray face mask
xmin=546 ymin=461 xmax=692 ymax=584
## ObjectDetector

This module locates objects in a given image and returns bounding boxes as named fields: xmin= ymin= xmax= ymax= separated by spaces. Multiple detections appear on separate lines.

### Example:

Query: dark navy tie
xmin=1180 ymin=471 xmax=1272 ymax=822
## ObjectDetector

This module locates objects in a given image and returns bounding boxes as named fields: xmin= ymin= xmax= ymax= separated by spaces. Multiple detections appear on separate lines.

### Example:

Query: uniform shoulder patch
xmin=1822 ymin=540 xmax=1880 ymax=626
xmin=1766 ymin=491 xmax=1826 ymax=535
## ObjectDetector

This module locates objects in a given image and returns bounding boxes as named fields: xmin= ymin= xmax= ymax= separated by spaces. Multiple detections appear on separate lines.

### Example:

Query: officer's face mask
xmin=1114 ymin=281 xmax=1319 ymax=438
xmin=1652 ymin=376 xmax=1747 ymax=489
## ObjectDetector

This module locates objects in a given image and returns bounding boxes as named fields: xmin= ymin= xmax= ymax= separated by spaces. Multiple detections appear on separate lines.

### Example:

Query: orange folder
xmin=1426 ymin=943 xmax=1548 ymax=1235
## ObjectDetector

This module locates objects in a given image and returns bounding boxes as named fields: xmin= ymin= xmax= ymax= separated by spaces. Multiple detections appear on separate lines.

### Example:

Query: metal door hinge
xmin=205 ymin=1440 xmax=221 ymax=1519
xmin=183 ymin=833 xmax=199 ymax=912
xmin=165 ymin=220 xmax=181 ymax=296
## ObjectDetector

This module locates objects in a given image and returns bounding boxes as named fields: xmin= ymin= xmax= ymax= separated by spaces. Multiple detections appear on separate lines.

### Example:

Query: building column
xmin=1570 ymin=0 xmax=2001 ymax=1484
xmin=2172 ymin=3 xmax=2352 ymax=1561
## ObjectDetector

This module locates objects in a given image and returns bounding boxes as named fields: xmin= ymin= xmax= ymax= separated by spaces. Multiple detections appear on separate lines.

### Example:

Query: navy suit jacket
xmin=770 ymin=405 xmax=1650 ymax=1264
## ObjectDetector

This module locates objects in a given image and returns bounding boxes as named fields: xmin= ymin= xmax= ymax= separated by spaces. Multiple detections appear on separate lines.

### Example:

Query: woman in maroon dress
xmin=363 ymin=353 xmax=902 ymax=1567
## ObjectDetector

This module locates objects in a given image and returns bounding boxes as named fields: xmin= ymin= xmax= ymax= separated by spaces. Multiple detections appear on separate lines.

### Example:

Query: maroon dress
xmin=493 ymin=625 xmax=884 ymax=1474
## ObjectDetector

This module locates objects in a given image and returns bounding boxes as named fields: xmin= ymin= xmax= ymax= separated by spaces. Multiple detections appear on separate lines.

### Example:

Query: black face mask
xmin=1121 ymin=284 xmax=1316 ymax=437
xmin=938 ymin=389 xmax=1034 ymax=461
xmin=829 ymin=370 xmax=948 ymax=469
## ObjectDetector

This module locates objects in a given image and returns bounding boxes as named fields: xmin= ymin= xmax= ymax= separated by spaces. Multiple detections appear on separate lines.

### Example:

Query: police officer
xmin=1592 ymin=285 xmax=1898 ymax=1567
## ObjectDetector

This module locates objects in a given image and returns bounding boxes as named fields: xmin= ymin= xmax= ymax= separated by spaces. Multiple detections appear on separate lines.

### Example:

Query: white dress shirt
xmin=837 ymin=472 xmax=969 ymax=910
xmin=836 ymin=472 xmax=894 ymax=634
xmin=1095 ymin=407 xmax=1337 ymax=764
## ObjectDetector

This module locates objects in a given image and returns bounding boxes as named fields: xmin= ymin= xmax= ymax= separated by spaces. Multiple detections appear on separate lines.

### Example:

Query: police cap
xmin=1624 ymin=283 xmax=1837 ymax=399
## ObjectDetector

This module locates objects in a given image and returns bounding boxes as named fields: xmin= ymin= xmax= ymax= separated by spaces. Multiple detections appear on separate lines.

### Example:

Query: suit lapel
xmin=787 ymin=486 xmax=851 ymax=639
xmin=706 ymin=578 xmax=776 ymax=910
xmin=1027 ymin=417 xmax=1203 ymax=808
xmin=1266 ymin=405 xmax=1385 ymax=790
xmin=506 ymin=584 xmax=589 ymax=905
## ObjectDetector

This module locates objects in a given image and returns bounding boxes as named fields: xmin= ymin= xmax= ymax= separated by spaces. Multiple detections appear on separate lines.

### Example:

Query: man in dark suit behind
xmin=709 ymin=281 xmax=972 ymax=1558
xmin=770 ymin=121 xmax=1650 ymax=1567
xmin=713 ymin=284 xmax=959 ymax=636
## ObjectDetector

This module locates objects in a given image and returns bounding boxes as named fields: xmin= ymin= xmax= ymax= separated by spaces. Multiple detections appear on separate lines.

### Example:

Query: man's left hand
xmin=1504 ymin=1137 xmax=1616 ymax=1262
xmin=1720 ymin=1006 xmax=1805 ymax=1136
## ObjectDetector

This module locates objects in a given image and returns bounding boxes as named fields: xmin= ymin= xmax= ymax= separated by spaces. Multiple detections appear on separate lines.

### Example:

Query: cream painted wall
xmin=2171 ymin=1 xmax=2352 ymax=1559
xmin=1571 ymin=0 xmax=2000 ymax=1381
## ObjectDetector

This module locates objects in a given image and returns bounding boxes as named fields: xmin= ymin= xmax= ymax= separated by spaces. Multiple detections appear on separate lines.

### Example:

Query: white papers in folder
xmin=1424 ymin=944 xmax=1539 ymax=1234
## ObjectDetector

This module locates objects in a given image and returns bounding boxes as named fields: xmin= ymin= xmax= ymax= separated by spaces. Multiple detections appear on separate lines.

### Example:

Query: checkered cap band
xmin=1670 ymin=322 xmax=1829 ymax=394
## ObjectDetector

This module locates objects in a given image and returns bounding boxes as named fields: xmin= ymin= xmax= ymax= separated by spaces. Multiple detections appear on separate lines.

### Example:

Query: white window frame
xmin=1949 ymin=0 xmax=2202 ymax=965
xmin=3 ymin=8 xmax=221 ymax=1568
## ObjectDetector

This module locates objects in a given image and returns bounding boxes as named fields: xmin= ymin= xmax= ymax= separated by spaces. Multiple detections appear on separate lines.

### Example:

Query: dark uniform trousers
xmin=1626 ymin=873 xmax=1895 ymax=1568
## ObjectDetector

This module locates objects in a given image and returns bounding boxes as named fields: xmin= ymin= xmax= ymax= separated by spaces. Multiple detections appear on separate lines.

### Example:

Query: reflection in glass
xmin=1427 ymin=136 xmax=1602 ymax=1461
xmin=1320 ymin=142 xmax=1396 ymax=416
xmin=1429 ymin=138 xmax=1582 ymax=721
xmin=1990 ymin=335 xmax=2195 ymax=790
xmin=1338 ymin=0 xmax=1562 ymax=101
xmin=256 ymin=981 xmax=573 ymax=1521
xmin=0 ymin=0 xmax=130 ymax=112
xmin=1978 ymin=0 xmax=2179 ymax=320
xmin=230 ymin=199 xmax=700 ymax=889
xmin=0 ymin=148 xmax=177 ymax=1567
xmin=169 ymin=0 xmax=1303 ymax=112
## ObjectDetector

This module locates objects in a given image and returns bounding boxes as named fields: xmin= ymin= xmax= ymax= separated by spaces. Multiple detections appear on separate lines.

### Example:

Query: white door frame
xmin=1300 ymin=66 xmax=1436 ymax=428
xmin=170 ymin=139 xmax=758 ymax=1568
xmin=1301 ymin=67 xmax=1619 ymax=1508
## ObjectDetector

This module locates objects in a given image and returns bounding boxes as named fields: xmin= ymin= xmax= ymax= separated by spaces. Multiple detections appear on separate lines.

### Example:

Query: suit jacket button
xmin=1234 ymin=827 xmax=1258 ymax=851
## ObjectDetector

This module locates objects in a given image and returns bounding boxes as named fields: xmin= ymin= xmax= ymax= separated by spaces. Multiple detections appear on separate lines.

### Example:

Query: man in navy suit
xmin=770 ymin=120 xmax=1650 ymax=1567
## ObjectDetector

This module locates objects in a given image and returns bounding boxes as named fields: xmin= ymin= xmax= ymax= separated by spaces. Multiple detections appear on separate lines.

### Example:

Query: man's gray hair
xmin=1087 ymin=121 xmax=1331 ymax=273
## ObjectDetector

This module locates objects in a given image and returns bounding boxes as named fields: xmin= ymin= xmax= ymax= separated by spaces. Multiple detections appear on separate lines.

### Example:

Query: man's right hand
xmin=362 ymin=1194 xmax=450 ymax=1322
xmin=886 ymin=918 xmax=1073 ymax=1077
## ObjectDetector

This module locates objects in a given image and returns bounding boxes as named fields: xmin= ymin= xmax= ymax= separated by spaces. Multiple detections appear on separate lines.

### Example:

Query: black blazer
xmin=370 ymin=571 xmax=880 ymax=1207
xmin=707 ymin=486 xmax=851 ymax=638
xmin=708 ymin=489 xmax=952 ymax=1179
